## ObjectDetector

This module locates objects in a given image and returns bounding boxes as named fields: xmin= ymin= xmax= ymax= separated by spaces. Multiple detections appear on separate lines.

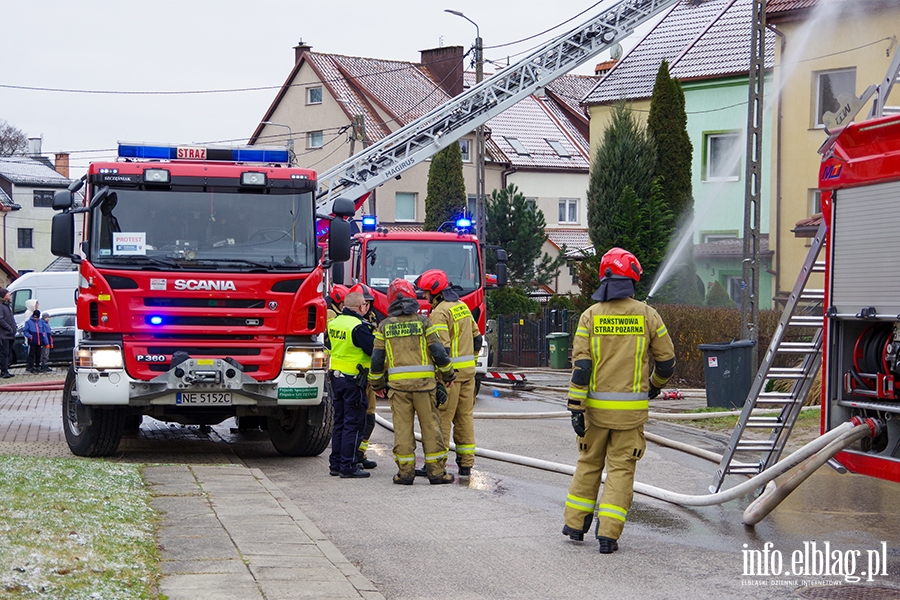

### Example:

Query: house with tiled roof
xmin=582 ymin=0 xmax=776 ymax=307
xmin=0 ymin=144 xmax=72 ymax=274
xmin=766 ymin=0 xmax=900 ymax=303
xmin=250 ymin=43 xmax=596 ymax=294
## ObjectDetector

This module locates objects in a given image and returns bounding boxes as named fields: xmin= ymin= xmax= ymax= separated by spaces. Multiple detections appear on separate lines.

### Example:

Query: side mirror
xmin=329 ymin=218 xmax=351 ymax=262
xmin=495 ymin=248 xmax=508 ymax=263
xmin=332 ymin=198 xmax=356 ymax=218
xmin=496 ymin=262 xmax=508 ymax=288
xmin=53 ymin=190 xmax=74 ymax=211
xmin=51 ymin=212 xmax=75 ymax=258
xmin=332 ymin=261 xmax=345 ymax=285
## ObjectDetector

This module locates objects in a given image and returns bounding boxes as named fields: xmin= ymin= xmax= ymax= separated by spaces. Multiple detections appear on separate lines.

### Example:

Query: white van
xmin=7 ymin=271 xmax=79 ymax=324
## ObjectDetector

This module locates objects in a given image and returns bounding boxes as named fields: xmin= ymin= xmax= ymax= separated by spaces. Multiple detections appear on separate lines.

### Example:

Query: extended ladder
xmin=710 ymin=222 xmax=827 ymax=493
xmin=315 ymin=0 xmax=679 ymax=213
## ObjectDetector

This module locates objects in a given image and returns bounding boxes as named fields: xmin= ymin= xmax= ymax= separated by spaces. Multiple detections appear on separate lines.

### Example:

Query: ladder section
xmin=315 ymin=0 xmax=678 ymax=213
xmin=710 ymin=222 xmax=827 ymax=493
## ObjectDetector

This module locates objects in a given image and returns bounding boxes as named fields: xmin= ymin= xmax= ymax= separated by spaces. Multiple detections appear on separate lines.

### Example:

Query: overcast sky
xmin=2 ymin=0 xmax=659 ymax=176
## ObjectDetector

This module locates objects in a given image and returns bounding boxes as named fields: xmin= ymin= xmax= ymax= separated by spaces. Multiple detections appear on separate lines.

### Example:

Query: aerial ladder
xmin=315 ymin=0 xmax=679 ymax=213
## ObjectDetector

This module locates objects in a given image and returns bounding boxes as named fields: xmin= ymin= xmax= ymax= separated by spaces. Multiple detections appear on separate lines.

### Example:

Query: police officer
xmin=326 ymin=291 xmax=375 ymax=479
xmin=369 ymin=279 xmax=457 ymax=485
xmin=348 ymin=282 xmax=379 ymax=470
xmin=562 ymin=248 xmax=675 ymax=553
xmin=416 ymin=269 xmax=483 ymax=477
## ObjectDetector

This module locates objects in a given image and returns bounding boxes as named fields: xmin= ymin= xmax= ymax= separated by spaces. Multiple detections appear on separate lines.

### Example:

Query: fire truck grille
xmin=146 ymin=363 xmax=260 ymax=373
xmin=144 ymin=316 xmax=265 ymax=327
xmin=144 ymin=298 xmax=265 ymax=309
xmin=145 ymin=346 xmax=261 ymax=356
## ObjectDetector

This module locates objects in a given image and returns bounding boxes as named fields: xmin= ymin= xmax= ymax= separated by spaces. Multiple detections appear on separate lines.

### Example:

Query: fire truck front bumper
xmin=73 ymin=348 xmax=327 ymax=407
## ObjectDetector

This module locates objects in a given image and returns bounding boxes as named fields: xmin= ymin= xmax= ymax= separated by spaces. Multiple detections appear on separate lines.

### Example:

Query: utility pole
xmin=741 ymin=0 xmax=765 ymax=366
xmin=475 ymin=33 xmax=486 ymax=245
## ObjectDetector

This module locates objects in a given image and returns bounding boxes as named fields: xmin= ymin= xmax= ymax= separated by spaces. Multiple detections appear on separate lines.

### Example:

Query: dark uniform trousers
xmin=329 ymin=375 xmax=368 ymax=475
xmin=564 ymin=424 xmax=646 ymax=540
xmin=388 ymin=387 xmax=448 ymax=479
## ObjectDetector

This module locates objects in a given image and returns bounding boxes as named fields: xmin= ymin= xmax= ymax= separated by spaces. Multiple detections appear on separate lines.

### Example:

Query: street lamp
xmin=445 ymin=9 xmax=485 ymax=245
xmin=261 ymin=121 xmax=295 ymax=165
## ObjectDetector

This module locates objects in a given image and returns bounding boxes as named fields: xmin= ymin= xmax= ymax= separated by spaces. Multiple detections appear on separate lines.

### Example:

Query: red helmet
xmin=349 ymin=283 xmax=375 ymax=301
xmin=600 ymin=247 xmax=642 ymax=282
xmin=329 ymin=284 xmax=350 ymax=305
xmin=387 ymin=278 xmax=417 ymax=304
xmin=415 ymin=269 xmax=450 ymax=295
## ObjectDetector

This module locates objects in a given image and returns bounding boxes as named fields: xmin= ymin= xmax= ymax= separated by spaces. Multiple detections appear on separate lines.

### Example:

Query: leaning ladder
xmin=710 ymin=222 xmax=827 ymax=493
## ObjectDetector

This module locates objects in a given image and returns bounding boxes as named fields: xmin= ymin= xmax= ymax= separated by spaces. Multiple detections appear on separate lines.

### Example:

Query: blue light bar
xmin=232 ymin=148 xmax=290 ymax=163
xmin=118 ymin=143 xmax=290 ymax=164
xmin=119 ymin=144 xmax=176 ymax=159
xmin=361 ymin=215 xmax=377 ymax=232
xmin=456 ymin=217 xmax=473 ymax=228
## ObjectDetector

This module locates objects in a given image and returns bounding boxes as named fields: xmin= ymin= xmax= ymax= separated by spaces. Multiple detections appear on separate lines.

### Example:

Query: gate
xmin=496 ymin=309 xmax=577 ymax=368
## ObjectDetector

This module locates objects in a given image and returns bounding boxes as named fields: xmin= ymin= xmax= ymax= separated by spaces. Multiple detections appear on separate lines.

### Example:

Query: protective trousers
xmin=357 ymin=385 xmax=377 ymax=461
xmin=563 ymin=424 xmax=645 ymax=540
xmin=439 ymin=377 xmax=476 ymax=467
xmin=388 ymin=388 xmax=448 ymax=479
xmin=329 ymin=376 xmax=368 ymax=475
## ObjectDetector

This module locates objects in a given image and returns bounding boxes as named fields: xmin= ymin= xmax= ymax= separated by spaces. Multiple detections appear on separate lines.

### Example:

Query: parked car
xmin=13 ymin=308 xmax=77 ymax=367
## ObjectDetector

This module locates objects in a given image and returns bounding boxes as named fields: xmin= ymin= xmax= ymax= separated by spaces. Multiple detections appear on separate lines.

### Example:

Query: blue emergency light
xmin=361 ymin=215 xmax=377 ymax=232
xmin=118 ymin=143 xmax=290 ymax=164
xmin=149 ymin=316 xmax=164 ymax=326
xmin=456 ymin=217 xmax=473 ymax=229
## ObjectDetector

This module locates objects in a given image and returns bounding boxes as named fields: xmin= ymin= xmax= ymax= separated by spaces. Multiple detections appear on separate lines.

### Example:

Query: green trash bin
xmin=698 ymin=339 xmax=756 ymax=408
xmin=547 ymin=332 xmax=570 ymax=369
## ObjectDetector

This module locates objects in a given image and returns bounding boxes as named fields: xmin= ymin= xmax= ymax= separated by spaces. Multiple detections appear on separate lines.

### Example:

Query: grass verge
xmin=670 ymin=406 xmax=822 ymax=432
xmin=0 ymin=455 xmax=160 ymax=599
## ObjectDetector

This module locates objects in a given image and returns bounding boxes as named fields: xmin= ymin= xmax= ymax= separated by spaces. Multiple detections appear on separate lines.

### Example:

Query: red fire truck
xmin=818 ymin=113 xmax=900 ymax=482
xmin=336 ymin=217 xmax=507 ymax=394
xmin=50 ymin=143 xmax=353 ymax=457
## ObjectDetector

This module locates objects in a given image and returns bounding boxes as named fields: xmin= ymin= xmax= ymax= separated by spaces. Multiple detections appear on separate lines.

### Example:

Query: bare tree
xmin=0 ymin=119 xmax=28 ymax=155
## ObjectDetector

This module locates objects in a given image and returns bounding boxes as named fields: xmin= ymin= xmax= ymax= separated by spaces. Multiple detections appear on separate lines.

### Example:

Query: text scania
xmin=173 ymin=279 xmax=237 ymax=291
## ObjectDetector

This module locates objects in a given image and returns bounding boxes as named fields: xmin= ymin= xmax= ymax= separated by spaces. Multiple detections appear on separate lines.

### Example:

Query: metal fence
xmin=494 ymin=308 xmax=579 ymax=368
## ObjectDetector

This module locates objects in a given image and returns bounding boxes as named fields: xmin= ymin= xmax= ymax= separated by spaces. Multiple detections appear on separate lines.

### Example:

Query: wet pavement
xmin=2 ymin=365 xmax=900 ymax=599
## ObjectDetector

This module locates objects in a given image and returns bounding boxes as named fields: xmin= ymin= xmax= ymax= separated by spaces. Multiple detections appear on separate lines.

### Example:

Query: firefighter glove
xmin=371 ymin=376 xmax=386 ymax=391
xmin=570 ymin=410 xmax=585 ymax=437
xmin=648 ymin=383 xmax=662 ymax=399
xmin=440 ymin=368 xmax=457 ymax=385
xmin=435 ymin=382 xmax=448 ymax=407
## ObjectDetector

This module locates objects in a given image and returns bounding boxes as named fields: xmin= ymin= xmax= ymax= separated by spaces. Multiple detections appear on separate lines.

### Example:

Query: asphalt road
xmin=2 ymin=368 xmax=899 ymax=599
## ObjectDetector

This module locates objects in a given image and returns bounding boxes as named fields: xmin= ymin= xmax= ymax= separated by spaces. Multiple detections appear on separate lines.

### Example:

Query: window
xmin=525 ymin=197 xmax=537 ymax=212
xmin=33 ymin=190 xmax=54 ymax=208
xmin=17 ymin=228 xmax=33 ymax=249
xmin=728 ymin=276 xmax=744 ymax=305
xmin=459 ymin=139 xmax=471 ymax=162
xmin=558 ymin=198 xmax=578 ymax=224
xmin=704 ymin=132 xmax=741 ymax=181
xmin=467 ymin=195 xmax=477 ymax=222
xmin=702 ymin=232 xmax=738 ymax=243
xmin=307 ymin=86 xmax=323 ymax=105
xmin=809 ymin=189 xmax=822 ymax=216
xmin=395 ymin=192 xmax=416 ymax=222
xmin=307 ymin=130 xmax=323 ymax=149
xmin=545 ymin=139 xmax=570 ymax=158
xmin=816 ymin=69 xmax=856 ymax=127
xmin=504 ymin=136 xmax=530 ymax=156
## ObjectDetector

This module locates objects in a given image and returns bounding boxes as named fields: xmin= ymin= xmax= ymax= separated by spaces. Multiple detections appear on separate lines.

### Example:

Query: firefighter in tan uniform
xmin=562 ymin=248 xmax=675 ymax=554
xmin=326 ymin=284 xmax=350 ymax=322
xmin=416 ymin=269 xmax=483 ymax=476
xmin=369 ymin=279 xmax=457 ymax=485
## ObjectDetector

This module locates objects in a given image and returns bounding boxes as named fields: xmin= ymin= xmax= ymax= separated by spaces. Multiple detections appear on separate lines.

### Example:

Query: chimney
xmin=294 ymin=40 xmax=312 ymax=64
xmin=420 ymin=46 xmax=465 ymax=97
xmin=55 ymin=153 xmax=70 ymax=178
xmin=594 ymin=59 xmax=618 ymax=77
xmin=27 ymin=137 xmax=42 ymax=157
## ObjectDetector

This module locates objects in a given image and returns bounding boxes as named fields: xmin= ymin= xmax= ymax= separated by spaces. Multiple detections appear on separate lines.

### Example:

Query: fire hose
xmin=374 ymin=413 xmax=880 ymax=521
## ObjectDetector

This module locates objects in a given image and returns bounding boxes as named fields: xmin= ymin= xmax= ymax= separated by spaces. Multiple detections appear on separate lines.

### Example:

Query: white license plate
xmin=176 ymin=392 xmax=232 ymax=405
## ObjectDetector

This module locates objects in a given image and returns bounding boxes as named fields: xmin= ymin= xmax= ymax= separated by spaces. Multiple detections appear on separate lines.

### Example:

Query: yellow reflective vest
xmin=429 ymin=299 xmax=479 ymax=381
xmin=327 ymin=314 xmax=371 ymax=376
xmin=567 ymin=297 xmax=675 ymax=429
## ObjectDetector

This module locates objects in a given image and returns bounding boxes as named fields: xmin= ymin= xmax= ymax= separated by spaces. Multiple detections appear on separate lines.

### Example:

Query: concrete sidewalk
xmin=146 ymin=464 xmax=384 ymax=600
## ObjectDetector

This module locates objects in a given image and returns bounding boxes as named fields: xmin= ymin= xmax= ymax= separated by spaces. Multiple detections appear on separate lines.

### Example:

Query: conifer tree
xmin=423 ymin=142 xmax=467 ymax=231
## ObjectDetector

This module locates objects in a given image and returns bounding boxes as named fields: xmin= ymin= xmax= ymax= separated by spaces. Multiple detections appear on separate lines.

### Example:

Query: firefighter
xmin=348 ymin=282 xmax=379 ymax=470
xmin=562 ymin=247 xmax=675 ymax=554
xmin=369 ymin=279 xmax=457 ymax=485
xmin=325 ymin=291 xmax=375 ymax=479
xmin=416 ymin=269 xmax=483 ymax=477
xmin=326 ymin=284 xmax=350 ymax=322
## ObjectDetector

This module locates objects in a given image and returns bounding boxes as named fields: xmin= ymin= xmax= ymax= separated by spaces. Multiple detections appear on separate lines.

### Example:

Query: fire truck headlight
xmin=241 ymin=172 xmax=267 ymax=186
xmin=76 ymin=346 xmax=124 ymax=370
xmin=283 ymin=348 xmax=327 ymax=371
xmin=143 ymin=169 xmax=171 ymax=184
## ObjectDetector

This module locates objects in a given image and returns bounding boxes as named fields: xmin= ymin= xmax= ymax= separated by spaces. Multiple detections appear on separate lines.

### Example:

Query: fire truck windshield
xmin=89 ymin=188 xmax=317 ymax=269
xmin=365 ymin=240 xmax=481 ymax=293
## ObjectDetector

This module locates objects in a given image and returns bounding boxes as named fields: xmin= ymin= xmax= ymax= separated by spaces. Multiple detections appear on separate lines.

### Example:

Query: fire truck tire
xmin=475 ymin=376 xmax=482 ymax=397
xmin=266 ymin=402 xmax=333 ymax=456
xmin=62 ymin=366 xmax=125 ymax=457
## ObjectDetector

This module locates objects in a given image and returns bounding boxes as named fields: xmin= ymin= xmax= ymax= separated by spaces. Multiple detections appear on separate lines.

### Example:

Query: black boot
xmin=597 ymin=537 xmax=619 ymax=554
xmin=562 ymin=525 xmax=584 ymax=541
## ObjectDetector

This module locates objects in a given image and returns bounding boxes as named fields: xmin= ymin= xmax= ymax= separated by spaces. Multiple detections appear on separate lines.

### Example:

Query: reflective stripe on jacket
xmin=370 ymin=314 xmax=452 ymax=391
xmin=430 ymin=300 xmax=479 ymax=379
xmin=327 ymin=314 xmax=371 ymax=375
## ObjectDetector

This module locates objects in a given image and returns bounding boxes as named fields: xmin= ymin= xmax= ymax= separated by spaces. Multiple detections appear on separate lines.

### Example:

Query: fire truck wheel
xmin=475 ymin=376 xmax=482 ymax=397
xmin=266 ymin=402 xmax=333 ymax=457
xmin=62 ymin=366 xmax=125 ymax=457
